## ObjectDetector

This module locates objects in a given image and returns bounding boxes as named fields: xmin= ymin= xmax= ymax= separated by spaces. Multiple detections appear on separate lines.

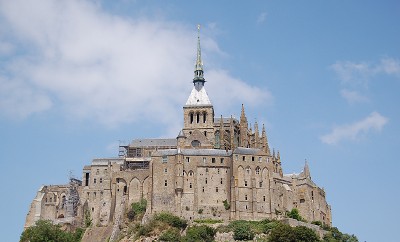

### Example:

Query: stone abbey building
xmin=24 ymin=29 xmax=332 ymax=234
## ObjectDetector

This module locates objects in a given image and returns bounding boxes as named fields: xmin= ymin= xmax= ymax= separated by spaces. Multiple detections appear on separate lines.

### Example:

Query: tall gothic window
xmin=190 ymin=113 xmax=194 ymax=124
xmin=203 ymin=112 xmax=207 ymax=123
xmin=214 ymin=131 xmax=220 ymax=148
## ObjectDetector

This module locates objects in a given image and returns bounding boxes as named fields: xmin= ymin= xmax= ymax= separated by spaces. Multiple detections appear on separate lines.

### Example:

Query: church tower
xmin=183 ymin=26 xmax=215 ymax=146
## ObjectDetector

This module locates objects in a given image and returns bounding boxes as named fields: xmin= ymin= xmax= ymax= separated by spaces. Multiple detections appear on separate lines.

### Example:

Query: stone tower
xmin=183 ymin=25 xmax=215 ymax=146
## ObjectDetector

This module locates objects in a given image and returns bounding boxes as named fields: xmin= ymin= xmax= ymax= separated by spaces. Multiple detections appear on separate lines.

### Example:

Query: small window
xmin=220 ymin=158 xmax=224 ymax=164
xmin=203 ymin=157 xmax=206 ymax=163
xmin=235 ymin=155 xmax=238 ymax=161
xmin=242 ymin=156 xmax=245 ymax=161
xmin=256 ymin=167 xmax=260 ymax=175
xmin=100 ymin=178 xmax=103 ymax=183
xmin=186 ymin=157 xmax=190 ymax=163
xmin=216 ymin=187 xmax=219 ymax=192
xmin=220 ymin=178 xmax=223 ymax=184
xmin=205 ymin=178 xmax=208 ymax=184
xmin=189 ymin=183 xmax=192 ymax=188
xmin=96 ymin=169 xmax=99 ymax=174
xmin=94 ymin=178 xmax=97 ymax=184
xmin=246 ymin=168 xmax=250 ymax=174
xmin=259 ymin=181 xmax=263 ymax=187
xmin=263 ymin=196 xmax=266 ymax=202
xmin=244 ymin=180 xmax=248 ymax=187
xmin=258 ymin=157 xmax=262 ymax=162
xmin=218 ymin=168 xmax=220 ymax=174
xmin=245 ymin=205 xmax=248 ymax=210
xmin=191 ymin=140 xmax=201 ymax=147
xmin=212 ymin=158 xmax=216 ymax=163
xmin=252 ymin=156 xmax=255 ymax=161
xmin=245 ymin=194 xmax=248 ymax=200
xmin=164 ymin=180 xmax=168 ymax=187
xmin=300 ymin=199 xmax=305 ymax=203
xmin=162 ymin=155 xmax=168 ymax=163
xmin=202 ymin=187 xmax=205 ymax=192
xmin=204 ymin=131 xmax=207 ymax=136
xmin=164 ymin=168 xmax=168 ymax=173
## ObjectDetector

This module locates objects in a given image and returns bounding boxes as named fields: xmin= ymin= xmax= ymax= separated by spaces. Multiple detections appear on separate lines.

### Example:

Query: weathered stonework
xmin=24 ymin=31 xmax=332 ymax=238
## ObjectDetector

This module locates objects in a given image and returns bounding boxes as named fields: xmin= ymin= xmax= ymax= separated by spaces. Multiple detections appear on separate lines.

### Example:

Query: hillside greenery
xmin=20 ymin=220 xmax=84 ymax=242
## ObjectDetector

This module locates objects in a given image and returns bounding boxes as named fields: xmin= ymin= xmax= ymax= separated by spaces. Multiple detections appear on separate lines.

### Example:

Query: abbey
xmin=24 ymin=29 xmax=332 ymax=234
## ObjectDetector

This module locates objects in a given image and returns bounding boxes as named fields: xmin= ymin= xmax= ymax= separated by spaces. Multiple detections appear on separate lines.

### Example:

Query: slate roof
xmin=233 ymin=147 xmax=264 ymax=155
xmin=154 ymin=148 xmax=232 ymax=157
xmin=130 ymin=138 xmax=177 ymax=147
xmin=185 ymin=86 xmax=212 ymax=106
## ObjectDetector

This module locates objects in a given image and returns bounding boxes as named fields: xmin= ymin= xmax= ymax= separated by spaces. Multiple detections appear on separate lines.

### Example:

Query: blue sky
xmin=1 ymin=1 xmax=399 ymax=241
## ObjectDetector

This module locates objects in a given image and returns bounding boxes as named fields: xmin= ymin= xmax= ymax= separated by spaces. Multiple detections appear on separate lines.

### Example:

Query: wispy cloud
xmin=331 ymin=57 xmax=400 ymax=86
xmin=320 ymin=112 xmax=388 ymax=145
xmin=0 ymin=0 xmax=272 ymax=133
xmin=257 ymin=12 xmax=267 ymax=24
xmin=340 ymin=89 xmax=368 ymax=104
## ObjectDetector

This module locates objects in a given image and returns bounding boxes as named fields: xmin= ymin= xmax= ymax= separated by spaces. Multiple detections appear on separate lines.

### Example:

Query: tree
xmin=268 ymin=223 xmax=295 ymax=242
xmin=182 ymin=225 xmax=215 ymax=242
xmin=232 ymin=221 xmax=255 ymax=241
xmin=293 ymin=226 xmax=320 ymax=242
xmin=20 ymin=220 xmax=84 ymax=242
xmin=286 ymin=208 xmax=303 ymax=221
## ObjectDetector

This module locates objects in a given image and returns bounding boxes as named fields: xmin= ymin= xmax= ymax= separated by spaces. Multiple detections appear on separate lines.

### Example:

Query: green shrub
xmin=158 ymin=227 xmax=181 ymax=242
xmin=194 ymin=218 xmax=223 ymax=224
xmin=323 ymin=226 xmax=358 ymax=242
xmin=293 ymin=226 xmax=320 ymax=242
xmin=20 ymin=220 xmax=85 ymax=242
xmin=232 ymin=221 xmax=254 ymax=241
xmin=182 ymin=225 xmax=215 ymax=242
xmin=154 ymin=212 xmax=187 ymax=229
xmin=131 ymin=199 xmax=147 ymax=214
xmin=286 ymin=208 xmax=303 ymax=221
xmin=223 ymin=199 xmax=230 ymax=210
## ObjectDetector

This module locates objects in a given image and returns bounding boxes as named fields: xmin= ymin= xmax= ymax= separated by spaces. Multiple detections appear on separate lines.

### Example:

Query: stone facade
xmin=24 ymin=31 xmax=332 ymax=233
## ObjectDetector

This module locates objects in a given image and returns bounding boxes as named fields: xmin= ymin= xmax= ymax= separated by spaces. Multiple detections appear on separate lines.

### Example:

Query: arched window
xmin=214 ymin=131 xmax=220 ymax=148
xmin=256 ymin=167 xmax=260 ymax=175
xmin=190 ymin=113 xmax=194 ymax=124
xmin=196 ymin=112 xmax=200 ymax=123
xmin=203 ymin=112 xmax=207 ymax=123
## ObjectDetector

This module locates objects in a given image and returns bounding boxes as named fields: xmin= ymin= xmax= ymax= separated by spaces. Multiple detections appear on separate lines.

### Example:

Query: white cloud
xmin=340 ymin=89 xmax=368 ymax=104
xmin=331 ymin=57 xmax=400 ymax=86
xmin=320 ymin=112 xmax=388 ymax=145
xmin=0 ymin=0 xmax=271 ymax=133
xmin=257 ymin=12 xmax=267 ymax=24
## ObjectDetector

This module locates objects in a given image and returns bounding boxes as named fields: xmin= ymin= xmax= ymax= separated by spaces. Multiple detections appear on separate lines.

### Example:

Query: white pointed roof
xmin=185 ymin=86 xmax=212 ymax=106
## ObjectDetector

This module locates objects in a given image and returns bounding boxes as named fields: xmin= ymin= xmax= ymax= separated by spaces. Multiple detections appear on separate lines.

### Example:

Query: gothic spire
xmin=193 ymin=24 xmax=205 ymax=89
xmin=304 ymin=159 xmax=311 ymax=178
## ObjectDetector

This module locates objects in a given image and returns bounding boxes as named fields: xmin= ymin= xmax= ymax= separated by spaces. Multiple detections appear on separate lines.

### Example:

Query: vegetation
xmin=127 ymin=199 xmax=147 ymax=221
xmin=323 ymin=227 xmax=358 ymax=242
xmin=84 ymin=210 xmax=92 ymax=227
xmin=20 ymin=220 xmax=84 ymax=242
xmin=232 ymin=221 xmax=255 ymax=240
xmin=159 ymin=227 xmax=181 ymax=242
xmin=268 ymin=223 xmax=320 ymax=242
xmin=181 ymin=225 xmax=215 ymax=242
xmin=194 ymin=218 xmax=223 ymax=224
xmin=154 ymin=212 xmax=187 ymax=229
xmin=286 ymin=208 xmax=304 ymax=222
xmin=223 ymin=199 xmax=231 ymax=210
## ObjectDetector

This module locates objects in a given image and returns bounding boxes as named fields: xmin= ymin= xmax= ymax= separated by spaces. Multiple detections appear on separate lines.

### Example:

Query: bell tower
xmin=183 ymin=25 xmax=215 ymax=144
